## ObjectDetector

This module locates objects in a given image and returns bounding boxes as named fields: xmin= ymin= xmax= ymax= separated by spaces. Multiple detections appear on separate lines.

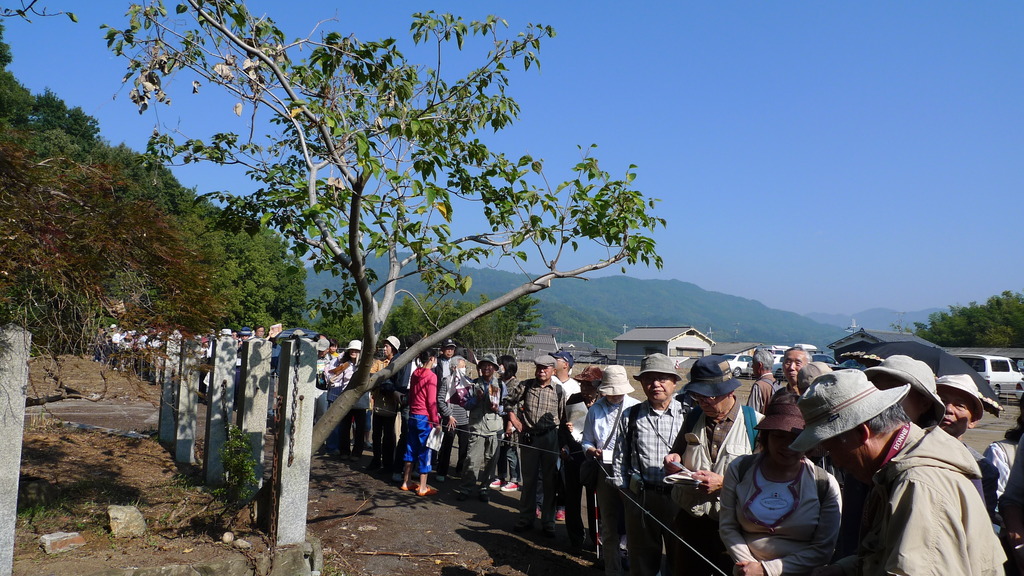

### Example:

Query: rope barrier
xmin=321 ymin=392 xmax=729 ymax=576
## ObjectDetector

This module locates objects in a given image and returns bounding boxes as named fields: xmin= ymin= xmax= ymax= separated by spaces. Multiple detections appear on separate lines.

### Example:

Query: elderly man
xmin=666 ymin=356 xmax=761 ymax=576
xmin=612 ymin=353 xmax=685 ymax=576
xmin=794 ymin=369 xmax=1004 ymax=576
xmin=936 ymin=374 xmax=999 ymax=522
xmin=745 ymin=347 xmax=780 ymax=411
xmin=456 ymin=354 xmax=506 ymax=502
xmin=778 ymin=346 xmax=812 ymax=395
xmin=833 ymin=353 xmax=948 ymax=559
xmin=504 ymin=354 xmax=566 ymax=536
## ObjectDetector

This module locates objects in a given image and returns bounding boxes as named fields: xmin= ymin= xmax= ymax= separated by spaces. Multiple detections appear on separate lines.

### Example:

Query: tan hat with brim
xmin=936 ymin=373 xmax=984 ymax=422
xmin=791 ymin=369 xmax=910 ymax=453
xmin=864 ymin=355 xmax=943 ymax=421
xmin=599 ymin=365 xmax=634 ymax=395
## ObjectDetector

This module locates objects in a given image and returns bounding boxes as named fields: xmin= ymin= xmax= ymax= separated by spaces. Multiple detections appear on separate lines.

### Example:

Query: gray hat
xmin=477 ymin=353 xmax=499 ymax=369
xmin=599 ymin=365 xmax=634 ymax=395
xmin=798 ymin=362 xmax=833 ymax=394
xmin=864 ymin=355 xmax=943 ymax=421
xmin=791 ymin=369 xmax=910 ymax=452
xmin=634 ymin=353 xmax=680 ymax=382
xmin=534 ymin=354 xmax=557 ymax=368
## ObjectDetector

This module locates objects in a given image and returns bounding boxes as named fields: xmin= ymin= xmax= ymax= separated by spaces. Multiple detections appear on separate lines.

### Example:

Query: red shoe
xmin=417 ymin=487 xmax=440 ymax=497
xmin=400 ymin=483 xmax=419 ymax=491
xmin=555 ymin=507 xmax=566 ymax=521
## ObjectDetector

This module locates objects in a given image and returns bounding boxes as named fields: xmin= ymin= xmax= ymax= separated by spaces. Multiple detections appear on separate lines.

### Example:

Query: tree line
xmin=915 ymin=290 xmax=1024 ymax=348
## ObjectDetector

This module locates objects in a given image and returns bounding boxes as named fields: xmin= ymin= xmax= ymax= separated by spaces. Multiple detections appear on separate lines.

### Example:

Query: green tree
xmin=914 ymin=290 xmax=1024 ymax=347
xmin=105 ymin=2 xmax=665 ymax=451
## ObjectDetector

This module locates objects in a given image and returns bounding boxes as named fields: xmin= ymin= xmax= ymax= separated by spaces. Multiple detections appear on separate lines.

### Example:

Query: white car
xmin=721 ymin=354 xmax=753 ymax=378
xmin=957 ymin=354 xmax=1024 ymax=402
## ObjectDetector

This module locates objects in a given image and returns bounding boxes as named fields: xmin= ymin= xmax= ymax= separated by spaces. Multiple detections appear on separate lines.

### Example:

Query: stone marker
xmin=0 ymin=326 xmax=29 ymax=575
xmin=40 ymin=532 xmax=85 ymax=554
xmin=236 ymin=338 xmax=272 ymax=489
xmin=158 ymin=332 xmax=182 ymax=445
xmin=107 ymin=505 xmax=147 ymax=538
xmin=271 ymin=336 xmax=316 ymax=546
xmin=204 ymin=333 xmax=238 ymax=486
xmin=175 ymin=339 xmax=201 ymax=465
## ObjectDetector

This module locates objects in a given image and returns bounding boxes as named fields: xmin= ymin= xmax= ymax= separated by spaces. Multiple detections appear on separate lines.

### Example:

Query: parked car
xmin=956 ymin=354 xmax=1024 ymax=402
xmin=720 ymin=354 xmax=753 ymax=378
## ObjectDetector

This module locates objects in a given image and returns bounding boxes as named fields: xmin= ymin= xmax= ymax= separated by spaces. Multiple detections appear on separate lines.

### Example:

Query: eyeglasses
xmin=690 ymin=393 xmax=722 ymax=404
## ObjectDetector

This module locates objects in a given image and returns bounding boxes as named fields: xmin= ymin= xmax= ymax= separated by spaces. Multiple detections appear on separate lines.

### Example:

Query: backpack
xmin=731 ymin=453 xmax=833 ymax=504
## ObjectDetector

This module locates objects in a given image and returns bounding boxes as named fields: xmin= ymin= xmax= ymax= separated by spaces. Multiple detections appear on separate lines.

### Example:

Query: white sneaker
xmin=500 ymin=481 xmax=520 ymax=492
xmin=488 ymin=479 xmax=503 ymax=489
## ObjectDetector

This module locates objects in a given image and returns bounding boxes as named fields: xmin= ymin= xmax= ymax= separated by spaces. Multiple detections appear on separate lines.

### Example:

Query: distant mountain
xmin=307 ymin=261 xmax=848 ymax=349
xmin=805 ymin=308 xmax=943 ymax=331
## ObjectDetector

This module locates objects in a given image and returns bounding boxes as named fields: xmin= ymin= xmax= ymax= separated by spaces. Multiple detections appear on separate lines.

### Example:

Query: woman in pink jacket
xmin=402 ymin=349 xmax=441 ymax=496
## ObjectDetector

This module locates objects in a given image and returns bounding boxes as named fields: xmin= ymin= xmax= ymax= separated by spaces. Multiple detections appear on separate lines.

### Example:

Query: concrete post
xmin=158 ymin=333 xmax=181 ymax=445
xmin=175 ymin=339 xmax=201 ymax=465
xmin=203 ymin=334 xmax=238 ymax=486
xmin=236 ymin=338 xmax=271 ymax=488
xmin=0 ymin=326 xmax=30 ymax=576
xmin=272 ymin=336 xmax=316 ymax=546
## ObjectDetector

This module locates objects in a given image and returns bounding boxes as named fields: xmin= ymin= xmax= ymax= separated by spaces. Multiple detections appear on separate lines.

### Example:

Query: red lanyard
xmin=880 ymin=424 xmax=911 ymax=468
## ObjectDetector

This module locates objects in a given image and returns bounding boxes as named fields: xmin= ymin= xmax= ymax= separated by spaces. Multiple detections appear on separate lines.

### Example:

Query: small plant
xmin=214 ymin=425 xmax=258 ymax=504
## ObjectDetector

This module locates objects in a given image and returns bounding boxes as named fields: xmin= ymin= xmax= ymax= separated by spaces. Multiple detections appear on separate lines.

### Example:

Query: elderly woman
xmin=719 ymin=394 xmax=841 ymax=576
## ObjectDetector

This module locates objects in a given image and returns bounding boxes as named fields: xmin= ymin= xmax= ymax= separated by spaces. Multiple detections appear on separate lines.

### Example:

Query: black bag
xmin=316 ymin=372 xmax=329 ymax=391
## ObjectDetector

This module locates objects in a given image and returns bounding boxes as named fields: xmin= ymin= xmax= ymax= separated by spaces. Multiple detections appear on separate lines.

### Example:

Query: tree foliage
xmin=914 ymin=290 xmax=1024 ymax=347
xmin=104 ymin=1 xmax=665 ymax=450
xmin=0 ymin=23 xmax=305 ymax=352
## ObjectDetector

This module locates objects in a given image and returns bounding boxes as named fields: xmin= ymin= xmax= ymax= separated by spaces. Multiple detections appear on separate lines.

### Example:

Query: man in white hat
xmin=582 ymin=365 xmax=639 ymax=575
xmin=936 ymin=374 xmax=999 ymax=522
xmin=368 ymin=335 xmax=404 ymax=472
xmin=794 ymin=369 xmax=1004 ymax=576
xmin=612 ymin=353 xmax=685 ymax=576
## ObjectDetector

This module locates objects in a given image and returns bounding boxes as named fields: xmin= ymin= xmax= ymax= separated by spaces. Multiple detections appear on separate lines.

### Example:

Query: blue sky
xmin=5 ymin=2 xmax=1023 ymax=317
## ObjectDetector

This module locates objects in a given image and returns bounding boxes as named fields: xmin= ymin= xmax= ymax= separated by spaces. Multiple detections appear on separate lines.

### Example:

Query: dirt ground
xmin=15 ymin=356 xmax=1019 ymax=575
xmin=17 ymin=356 xmax=595 ymax=576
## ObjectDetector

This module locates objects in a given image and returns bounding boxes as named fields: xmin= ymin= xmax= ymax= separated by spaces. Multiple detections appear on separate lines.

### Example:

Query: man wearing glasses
xmin=612 ymin=353 xmax=686 ymax=576
xmin=665 ymin=356 xmax=762 ymax=576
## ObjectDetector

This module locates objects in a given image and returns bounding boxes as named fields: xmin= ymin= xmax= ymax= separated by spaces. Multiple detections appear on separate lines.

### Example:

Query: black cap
xmin=441 ymin=338 xmax=457 ymax=348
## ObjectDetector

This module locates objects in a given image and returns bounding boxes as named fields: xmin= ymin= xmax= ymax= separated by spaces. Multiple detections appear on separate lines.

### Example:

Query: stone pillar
xmin=158 ymin=334 xmax=181 ymax=445
xmin=0 ymin=326 xmax=30 ymax=576
xmin=203 ymin=334 xmax=238 ymax=486
xmin=235 ymin=338 xmax=271 ymax=488
xmin=175 ymin=339 xmax=201 ymax=465
xmin=271 ymin=336 xmax=316 ymax=546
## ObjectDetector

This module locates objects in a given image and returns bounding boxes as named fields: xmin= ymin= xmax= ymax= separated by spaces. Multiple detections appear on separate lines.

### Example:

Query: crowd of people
xmin=95 ymin=324 xmax=1024 ymax=575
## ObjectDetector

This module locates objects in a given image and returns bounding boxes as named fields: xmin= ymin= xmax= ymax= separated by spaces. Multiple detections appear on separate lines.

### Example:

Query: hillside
xmin=307 ymin=262 xmax=847 ymax=348
xmin=805 ymin=307 xmax=942 ymax=331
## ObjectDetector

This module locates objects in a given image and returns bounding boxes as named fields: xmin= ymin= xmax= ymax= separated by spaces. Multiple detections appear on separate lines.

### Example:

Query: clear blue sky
xmin=5 ymin=2 xmax=1023 ymax=317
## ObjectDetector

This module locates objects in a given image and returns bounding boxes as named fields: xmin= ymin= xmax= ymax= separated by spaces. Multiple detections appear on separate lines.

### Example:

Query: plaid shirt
xmin=614 ymin=399 xmax=686 ymax=486
xmin=504 ymin=378 xmax=564 ymax=432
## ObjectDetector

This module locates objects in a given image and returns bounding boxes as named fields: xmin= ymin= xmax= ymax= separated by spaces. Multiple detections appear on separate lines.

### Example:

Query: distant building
xmin=516 ymin=334 xmax=558 ymax=358
xmin=828 ymin=328 xmax=937 ymax=360
xmin=613 ymin=326 xmax=715 ymax=364
xmin=560 ymin=341 xmax=612 ymax=364
xmin=711 ymin=342 xmax=762 ymax=356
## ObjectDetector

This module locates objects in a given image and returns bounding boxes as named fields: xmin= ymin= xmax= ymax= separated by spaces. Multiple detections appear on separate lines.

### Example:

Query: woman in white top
xmin=581 ymin=365 xmax=640 ymax=576
xmin=719 ymin=393 xmax=841 ymax=576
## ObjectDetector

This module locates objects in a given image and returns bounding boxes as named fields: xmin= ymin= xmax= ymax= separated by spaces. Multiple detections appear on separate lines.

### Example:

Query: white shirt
xmin=582 ymin=395 xmax=641 ymax=453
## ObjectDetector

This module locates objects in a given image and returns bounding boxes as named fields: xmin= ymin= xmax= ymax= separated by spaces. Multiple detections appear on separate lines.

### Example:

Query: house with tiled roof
xmin=828 ymin=328 xmax=937 ymax=359
xmin=613 ymin=326 xmax=714 ymax=364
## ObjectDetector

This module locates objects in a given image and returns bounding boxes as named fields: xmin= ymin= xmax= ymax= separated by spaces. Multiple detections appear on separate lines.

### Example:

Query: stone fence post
xmin=236 ymin=338 xmax=271 ymax=489
xmin=203 ymin=334 xmax=238 ymax=486
xmin=175 ymin=339 xmax=201 ymax=465
xmin=0 ymin=326 xmax=30 ymax=576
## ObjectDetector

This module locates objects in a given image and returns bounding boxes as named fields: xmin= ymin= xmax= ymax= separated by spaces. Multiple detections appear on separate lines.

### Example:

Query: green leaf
xmin=67 ymin=12 xmax=78 ymax=22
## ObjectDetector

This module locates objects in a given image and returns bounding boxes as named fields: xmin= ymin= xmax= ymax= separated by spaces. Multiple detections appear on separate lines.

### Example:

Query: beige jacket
xmin=671 ymin=405 xmax=762 ymax=519
xmin=836 ymin=424 xmax=1005 ymax=576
